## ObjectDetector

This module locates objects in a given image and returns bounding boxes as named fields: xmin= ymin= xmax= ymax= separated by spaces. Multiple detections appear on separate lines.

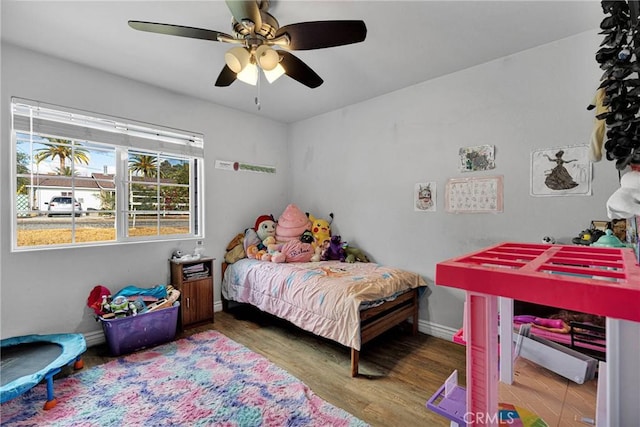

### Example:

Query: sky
xmin=16 ymin=133 xmax=116 ymax=176
xmin=16 ymin=132 xmax=190 ymax=180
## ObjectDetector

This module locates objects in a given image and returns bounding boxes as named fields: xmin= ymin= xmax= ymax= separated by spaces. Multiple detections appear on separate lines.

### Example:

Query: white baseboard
xmin=84 ymin=329 xmax=106 ymax=347
xmin=417 ymin=319 xmax=458 ymax=342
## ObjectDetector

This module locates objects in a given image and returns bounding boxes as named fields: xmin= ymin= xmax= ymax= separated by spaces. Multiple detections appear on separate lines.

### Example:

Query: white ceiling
xmin=1 ymin=1 xmax=603 ymax=123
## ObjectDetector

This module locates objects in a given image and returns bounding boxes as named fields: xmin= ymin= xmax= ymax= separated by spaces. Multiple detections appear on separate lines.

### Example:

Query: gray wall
xmin=1 ymin=43 xmax=289 ymax=339
xmin=0 ymin=30 xmax=623 ymax=340
xmin=286 ymin=31 xmax=622 ymax=333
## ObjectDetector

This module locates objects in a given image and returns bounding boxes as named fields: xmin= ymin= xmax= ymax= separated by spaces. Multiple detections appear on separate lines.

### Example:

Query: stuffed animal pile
xmin=222 ymin=205 xmax=370 ymax=265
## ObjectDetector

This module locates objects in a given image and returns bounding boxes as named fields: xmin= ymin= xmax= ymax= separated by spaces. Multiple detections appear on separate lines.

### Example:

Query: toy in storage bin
xmin=100 ymin=305 xmax=179 ymax=356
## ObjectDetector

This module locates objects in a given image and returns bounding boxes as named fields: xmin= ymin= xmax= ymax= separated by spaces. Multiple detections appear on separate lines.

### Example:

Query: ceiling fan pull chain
xmin=255 ymin=72 xmax=262 ymax=111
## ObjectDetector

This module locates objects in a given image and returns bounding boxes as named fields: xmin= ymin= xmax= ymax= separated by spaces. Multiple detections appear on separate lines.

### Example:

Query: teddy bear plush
xmin=224 ymin=232 xmax=246 ymax=264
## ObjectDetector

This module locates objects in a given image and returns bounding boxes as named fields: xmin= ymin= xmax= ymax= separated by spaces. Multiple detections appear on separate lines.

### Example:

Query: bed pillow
xmin=282 ymin=240 xmax=314 ymax=263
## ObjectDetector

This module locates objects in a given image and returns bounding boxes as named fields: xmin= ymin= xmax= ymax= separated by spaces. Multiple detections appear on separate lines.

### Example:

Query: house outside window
xmin=11 ymin=98 xmax=204 ymax=251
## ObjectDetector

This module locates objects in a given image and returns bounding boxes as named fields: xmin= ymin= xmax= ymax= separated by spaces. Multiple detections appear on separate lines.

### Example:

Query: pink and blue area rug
xmin=1 ymin=330 xmax=368 ymax=426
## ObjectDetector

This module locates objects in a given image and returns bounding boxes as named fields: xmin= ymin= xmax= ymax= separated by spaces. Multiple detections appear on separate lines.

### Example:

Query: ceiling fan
xmin=128 ymin=0 xmax=367 ymax=89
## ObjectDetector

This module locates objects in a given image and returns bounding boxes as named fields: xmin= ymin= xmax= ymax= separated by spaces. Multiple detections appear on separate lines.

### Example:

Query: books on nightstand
xmin=182 ymin=262 xmax=210 ymax=280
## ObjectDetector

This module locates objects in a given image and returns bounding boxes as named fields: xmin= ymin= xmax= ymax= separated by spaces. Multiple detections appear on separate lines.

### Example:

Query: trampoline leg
xmin=43 ymin=398 xmax=58 ymax=410
xmin=74 ymin=356 xmax=84 ymax=370
xmin=43 ymin=368 xmax=61 ymax=410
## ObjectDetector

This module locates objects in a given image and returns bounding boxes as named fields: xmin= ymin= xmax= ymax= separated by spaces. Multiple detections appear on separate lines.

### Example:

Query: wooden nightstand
xmin=169 ymin=257 xmax=215 ymax=329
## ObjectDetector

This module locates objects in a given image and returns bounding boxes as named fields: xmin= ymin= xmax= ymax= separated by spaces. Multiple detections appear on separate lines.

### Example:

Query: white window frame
xmin=11 ymin=98 xmax=205 ymax=251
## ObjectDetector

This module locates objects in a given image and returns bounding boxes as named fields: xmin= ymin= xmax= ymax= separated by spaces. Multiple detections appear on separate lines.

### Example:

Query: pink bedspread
xmin=222 ymin=259 xmax=427 ymax=350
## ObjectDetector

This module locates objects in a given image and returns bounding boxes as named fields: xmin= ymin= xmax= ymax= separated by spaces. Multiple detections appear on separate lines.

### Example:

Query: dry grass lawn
xmin=17 ymin=227 xmax=188 ymax=246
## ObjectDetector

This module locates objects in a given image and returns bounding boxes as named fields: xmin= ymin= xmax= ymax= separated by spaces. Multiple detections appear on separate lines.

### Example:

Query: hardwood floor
xmin=80 ymin=307 xmax=597 ymax=427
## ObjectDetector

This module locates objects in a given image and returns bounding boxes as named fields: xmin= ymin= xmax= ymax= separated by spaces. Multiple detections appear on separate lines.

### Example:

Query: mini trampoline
xmin=1 ymin=333 xmax=86 ymax=410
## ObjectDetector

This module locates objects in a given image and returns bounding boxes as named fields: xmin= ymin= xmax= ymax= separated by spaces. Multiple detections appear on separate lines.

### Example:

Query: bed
xmin=221 ymin=258 xmax=427 ymax=376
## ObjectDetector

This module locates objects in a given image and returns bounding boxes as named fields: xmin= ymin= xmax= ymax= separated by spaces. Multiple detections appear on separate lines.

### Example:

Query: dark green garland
xmin=594 ymin=1 xmax=640 ymax=169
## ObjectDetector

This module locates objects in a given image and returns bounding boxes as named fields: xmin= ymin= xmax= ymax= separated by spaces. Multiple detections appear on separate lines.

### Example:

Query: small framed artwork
xmin=414 ymin=182 xmax=436 ymax=212
xmin=445 ymin=175 xmax=503 ymax=213
xmin=459 ymin=145 xmax=495 ymax=172
xmin=531 ymin=145 xmax=591 ymax=196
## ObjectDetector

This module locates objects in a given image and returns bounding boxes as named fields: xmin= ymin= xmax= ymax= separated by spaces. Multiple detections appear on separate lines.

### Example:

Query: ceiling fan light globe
xmin=264 ymin=63 xmax=285 ymax=83
xmin=255 ymin=45 xmax=280 ymax=71
xmin=225 ymin=47 xmax=250 ymax=73
xmin=237 ymin=63 xmax=259 ymax=86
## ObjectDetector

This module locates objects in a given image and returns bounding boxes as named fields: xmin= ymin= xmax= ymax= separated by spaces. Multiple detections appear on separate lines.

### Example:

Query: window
xmin=11 ymin=98 xmax=204 ymax=250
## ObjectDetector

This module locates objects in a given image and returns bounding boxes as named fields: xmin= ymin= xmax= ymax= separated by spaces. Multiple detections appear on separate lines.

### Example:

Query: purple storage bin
xmin=100 ymin=305 xmax=178 ymax=356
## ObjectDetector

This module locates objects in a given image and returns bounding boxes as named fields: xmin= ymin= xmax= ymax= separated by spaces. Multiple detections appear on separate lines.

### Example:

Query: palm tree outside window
xmin=35 ymin=138 xmax=90 ymax=175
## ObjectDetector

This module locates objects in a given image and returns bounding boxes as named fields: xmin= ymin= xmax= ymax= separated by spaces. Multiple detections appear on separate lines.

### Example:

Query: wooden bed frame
xmin=221 ymin=262 xmax=420 ymax=376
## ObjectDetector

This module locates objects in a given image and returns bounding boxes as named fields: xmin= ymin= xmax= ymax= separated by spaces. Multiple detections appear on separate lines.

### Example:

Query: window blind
xmin=12 ymin=98 xmax=204 ymax=158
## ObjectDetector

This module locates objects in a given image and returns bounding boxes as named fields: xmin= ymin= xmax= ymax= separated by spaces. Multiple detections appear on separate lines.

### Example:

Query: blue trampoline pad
xmin=1 ymin=333 xmax=86 ymax=405
xmin=1 ymin=342 xmax=63 ymax=387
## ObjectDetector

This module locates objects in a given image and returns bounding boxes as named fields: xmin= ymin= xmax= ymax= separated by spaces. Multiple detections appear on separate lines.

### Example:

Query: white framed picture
xmin=531 ymin=145 xmax=591 ymax=196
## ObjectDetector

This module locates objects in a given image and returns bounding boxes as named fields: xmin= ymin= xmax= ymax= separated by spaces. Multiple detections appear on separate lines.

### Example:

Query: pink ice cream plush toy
xmin=275 ymin=204 xmax=311 ymax=242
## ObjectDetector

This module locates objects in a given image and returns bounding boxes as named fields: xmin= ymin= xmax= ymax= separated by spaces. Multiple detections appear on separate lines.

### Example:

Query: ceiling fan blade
xmin=275 ymin=20 xmax=367 ymax=50
xmin=128 ymin=21 xmax=232 ymax=42
xmin=225 ymin=0 xmax=262 ymax=31
xmin=279 ymin=51 xmax=323 ymax=88
xmin=215 ymin=65 xmax=237 ymax=87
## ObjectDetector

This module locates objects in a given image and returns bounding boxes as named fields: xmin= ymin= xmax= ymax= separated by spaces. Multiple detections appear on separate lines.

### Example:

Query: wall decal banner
xmin=215 ymin=159 xmax=276 ymax=174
